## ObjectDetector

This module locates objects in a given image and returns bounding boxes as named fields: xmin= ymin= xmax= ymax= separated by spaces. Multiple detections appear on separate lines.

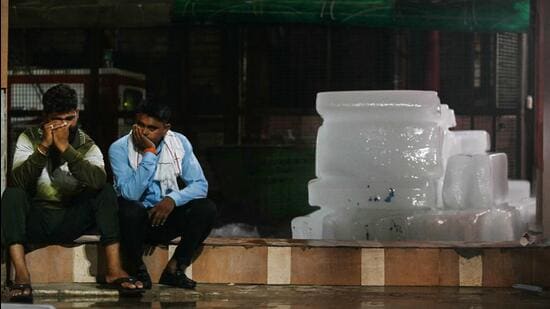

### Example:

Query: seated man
xmin=1 ymin=84 xmax=143 ymax=303
xmin=109 ymin=100 xmax=216 ymax=289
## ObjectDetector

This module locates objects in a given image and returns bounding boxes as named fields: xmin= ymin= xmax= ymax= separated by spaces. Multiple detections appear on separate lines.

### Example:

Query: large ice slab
xmin=291 ymin=90 xmax=535 ymax=241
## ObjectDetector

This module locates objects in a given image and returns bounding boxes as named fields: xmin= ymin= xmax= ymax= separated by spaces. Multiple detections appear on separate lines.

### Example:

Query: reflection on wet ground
xmin=3 ymin=284 xmax=550 ymax=308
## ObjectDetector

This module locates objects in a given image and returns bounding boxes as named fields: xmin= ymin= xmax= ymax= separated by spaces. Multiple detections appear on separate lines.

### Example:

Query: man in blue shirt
xmin=109 ymin=100 xmax=216 ymax=289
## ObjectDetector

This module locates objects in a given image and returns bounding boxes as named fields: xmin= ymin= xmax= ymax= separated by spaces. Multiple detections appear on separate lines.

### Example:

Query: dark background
xmin=6 ymin=0 xmax=535 ymax=237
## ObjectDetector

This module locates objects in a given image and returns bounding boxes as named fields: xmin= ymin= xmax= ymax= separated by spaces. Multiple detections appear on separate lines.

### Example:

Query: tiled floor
xmin=2 ymin=283 xmax=550 ymax=308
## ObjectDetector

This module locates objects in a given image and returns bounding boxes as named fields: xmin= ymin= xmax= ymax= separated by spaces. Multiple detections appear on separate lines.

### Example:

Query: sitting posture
xmin=109 ymin=100 xmax=217 ymax=289
xmin=1 ymin=84 xmax=143 ymax=303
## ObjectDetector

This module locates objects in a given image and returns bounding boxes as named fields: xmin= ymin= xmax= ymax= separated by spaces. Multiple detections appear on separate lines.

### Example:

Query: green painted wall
xmin=173 ymin=0 xmax=529 ymax=32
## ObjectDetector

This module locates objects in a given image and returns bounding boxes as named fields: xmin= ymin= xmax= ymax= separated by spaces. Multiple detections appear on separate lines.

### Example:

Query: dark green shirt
xmin=11 ymin=127 xmax=106 ymax=207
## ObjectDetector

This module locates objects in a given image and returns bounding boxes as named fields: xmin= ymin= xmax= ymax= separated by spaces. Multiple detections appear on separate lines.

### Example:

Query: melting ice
xmin=291 ymin=91 xmax=536 ymax=241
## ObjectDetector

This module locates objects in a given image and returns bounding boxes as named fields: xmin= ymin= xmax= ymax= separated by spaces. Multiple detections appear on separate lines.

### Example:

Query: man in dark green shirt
xmin=1 ymin=84 xmax=143 ymax=303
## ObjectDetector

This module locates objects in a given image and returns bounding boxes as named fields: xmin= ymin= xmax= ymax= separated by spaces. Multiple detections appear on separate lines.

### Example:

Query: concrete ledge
xmin=203 ymin=237 xmax=550 ymax=248
xmin=8 ymin=237 xmax=550 ymax=287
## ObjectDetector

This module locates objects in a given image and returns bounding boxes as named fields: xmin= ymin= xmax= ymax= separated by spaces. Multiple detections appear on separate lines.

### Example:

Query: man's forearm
xmin=115 ymin=160 xmax=156 ymax=201
xmin=63 ymin=146 xmax=107 ymax=190
xmin=167 ymin=179 xmax=208 ymax=207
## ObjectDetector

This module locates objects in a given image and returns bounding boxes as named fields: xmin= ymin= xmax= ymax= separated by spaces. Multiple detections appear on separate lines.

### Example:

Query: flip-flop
xmin=8 ymin=283 xmax=34 ymax=303
xmin=100 ymin=276 xmax=145 ymax=296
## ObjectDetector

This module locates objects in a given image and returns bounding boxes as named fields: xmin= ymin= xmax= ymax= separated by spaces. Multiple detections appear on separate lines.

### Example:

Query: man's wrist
xmin=165 ymin=196 xmax=177 ymax=207
xmin=37 ymin=143 xmax=49 ymax=156
xmin=143 ymin=147 xmax=157 ymax=154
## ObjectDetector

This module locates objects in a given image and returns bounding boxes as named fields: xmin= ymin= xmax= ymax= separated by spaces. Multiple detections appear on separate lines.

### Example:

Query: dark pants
xmin=1 ymin=185 xmax=120 ymax=247
xmin=118 ymin=197 xmax=216 ymax=272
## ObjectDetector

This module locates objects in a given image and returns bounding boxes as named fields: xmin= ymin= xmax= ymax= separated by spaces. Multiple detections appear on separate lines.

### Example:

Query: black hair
xmin=42 ymin=84 xmax=78 ymax=113
xmin=135 ymin=99 xmax=172 ymax=123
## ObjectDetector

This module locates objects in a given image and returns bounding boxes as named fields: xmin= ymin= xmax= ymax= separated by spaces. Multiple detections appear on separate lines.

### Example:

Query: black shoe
xmin=159 ymin=270 xmax=196 ymax=289
xmin=136 ymin=265 xmax=152 ymax=290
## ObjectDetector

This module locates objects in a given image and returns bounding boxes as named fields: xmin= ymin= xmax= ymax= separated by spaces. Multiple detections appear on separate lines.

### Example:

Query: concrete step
xmin=5 ymin=237 xmax=550 ymax=287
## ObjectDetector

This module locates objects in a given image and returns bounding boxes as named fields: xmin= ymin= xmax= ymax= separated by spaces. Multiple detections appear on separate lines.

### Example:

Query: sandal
xmin=100 ymin=276 xmax=145 ymax=296
xmin=8 ymin=283 xmax=33 ymax=303
xmin=159 ymin=270 xmax=196 ymax=289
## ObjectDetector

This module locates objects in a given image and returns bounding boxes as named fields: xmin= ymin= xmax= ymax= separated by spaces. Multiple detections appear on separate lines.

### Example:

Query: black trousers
xmin=118 ymin=197 xmax=217 ymax=272
xmin=1 ymin=185 xmax=120 ymax=247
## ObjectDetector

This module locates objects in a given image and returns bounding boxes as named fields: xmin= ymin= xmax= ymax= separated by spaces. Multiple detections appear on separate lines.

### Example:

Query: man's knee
xmin=97 ymin=184 xmax=118 ymax=200
xmin=92 ymin=184 xmax=119 ymax=214
xmin=190 ymin=198 xmax=217 ymax=220
xmin=2 ymin=187 xmax=28 ymax=200
xmin=203 ymin=199 xmax=217 ymax=217
xmin=118 ymin=199 xmax=147 ymax=221
xmin=1 ymin=187 xmax=29 ymax=210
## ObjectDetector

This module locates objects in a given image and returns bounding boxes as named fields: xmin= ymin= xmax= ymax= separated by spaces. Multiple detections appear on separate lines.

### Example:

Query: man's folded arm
xmin=109 ymin=142 xmax=157 ymax=201
xmin=63 ymin=145 xmax=106 ymax=190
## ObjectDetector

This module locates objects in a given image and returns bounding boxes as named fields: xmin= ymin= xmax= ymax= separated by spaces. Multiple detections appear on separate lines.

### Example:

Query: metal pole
xmin=519 ymin=33 xmax=528 ymax=179
xmin=532 ymin=0 xmax=547 ymax=238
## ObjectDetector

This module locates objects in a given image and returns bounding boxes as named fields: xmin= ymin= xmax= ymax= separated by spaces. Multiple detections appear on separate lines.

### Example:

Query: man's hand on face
xmin=41 ymin=120 xmax=67 ymax=147
xmin=132 ymin=124 xmax=155 ymax=152
xmin=52 ymin=121 xmax=71 ymax=153
xmin=148 ymin=197 xmax=176 ymax=227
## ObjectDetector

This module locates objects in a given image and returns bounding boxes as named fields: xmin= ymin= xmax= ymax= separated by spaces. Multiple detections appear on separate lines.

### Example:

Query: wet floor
xmin=3 ymin=284 xmax=550 ymax=308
